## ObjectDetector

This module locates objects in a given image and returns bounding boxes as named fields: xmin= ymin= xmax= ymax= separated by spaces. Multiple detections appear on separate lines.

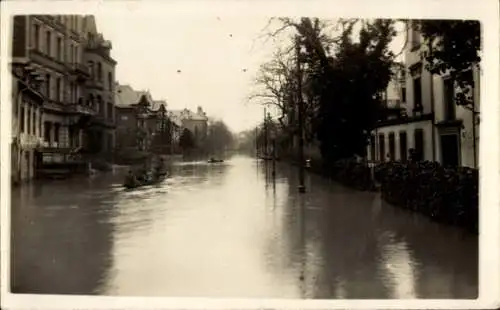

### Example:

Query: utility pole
xmin=255 ymin=126 xmax=258 ymax=159
xmin=295 ymin=35 xmax=306 ymax=193
xmin=263 ymin=107 xmax=268 ymax=159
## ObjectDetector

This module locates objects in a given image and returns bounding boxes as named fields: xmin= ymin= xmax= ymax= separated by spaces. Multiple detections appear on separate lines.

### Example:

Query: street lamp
xmin=295 ymin=36 xmax=306 ymax=194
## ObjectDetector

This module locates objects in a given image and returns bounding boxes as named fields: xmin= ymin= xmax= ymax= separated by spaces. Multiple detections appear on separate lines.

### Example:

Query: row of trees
xmin=179 ymin=120 xmax=235 ymax=156
xmin=249 ymin=18 xmax=480 ymax=163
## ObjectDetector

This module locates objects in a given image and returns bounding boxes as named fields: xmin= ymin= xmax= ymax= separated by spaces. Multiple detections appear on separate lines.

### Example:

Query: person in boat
xmin=125 ymin=170 xmax=138 ymax=186
xmin=155 ymin=157 xmax=167 ymax=178
xmin=136 ymin=163 xmax=149 ymax=183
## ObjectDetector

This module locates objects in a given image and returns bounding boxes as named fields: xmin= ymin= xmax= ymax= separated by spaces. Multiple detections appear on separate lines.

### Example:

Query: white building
xmin=368 ymin=22 xmax=480 ymax=168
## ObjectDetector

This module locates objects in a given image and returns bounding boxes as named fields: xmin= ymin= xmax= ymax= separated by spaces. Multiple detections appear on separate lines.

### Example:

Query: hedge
xmin=374 ymin=161 xmax=478 ymax=233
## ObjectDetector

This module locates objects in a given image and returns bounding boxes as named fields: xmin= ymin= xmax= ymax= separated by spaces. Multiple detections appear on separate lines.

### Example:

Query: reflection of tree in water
xmin=260 ymin=162 xmax=477 ymax=299
xmin=10 ymin=178 xmax=119 ymax=294
xmin=374 ymin=199 xmax=478 ymax=298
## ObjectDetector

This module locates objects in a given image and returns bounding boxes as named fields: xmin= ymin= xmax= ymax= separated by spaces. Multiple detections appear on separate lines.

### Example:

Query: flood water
xmin=10 ymin=155 xmax=478 ymax=298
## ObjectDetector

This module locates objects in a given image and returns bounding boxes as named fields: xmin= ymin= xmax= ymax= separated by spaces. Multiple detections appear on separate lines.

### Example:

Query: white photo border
xmin=1 ymin=0 xmax=499 ymax=309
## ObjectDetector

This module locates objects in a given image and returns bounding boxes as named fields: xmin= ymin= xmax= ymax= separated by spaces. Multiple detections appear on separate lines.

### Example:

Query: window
xmin=54 ymin=123 xmax=60 ymax=143
xmin=88 ymin=94 xmax=94 ymax=108
xmin=414 ymin=129 xmax=424 ymax=161
xmin=46 ymin=30 xmax=51 ymax=56
xmin=401 ymin=87 xmax=406 ymax=103
xmin=32 ymin=23 xmax=40 ymax=50
xmin=20 ymin=106 xmax=25 ymax=133
xmin=443 ymin=78 xmax=456 ymax=120
xmin=108 ymin=72 xmax=113 ymax=90
xmin=410 ymin=27 xmax=421 ymax=49
xmin=56 ymin=78 xmax=61 ymax=101
xmin=97 ymin=62 xmax=103 ymax=81
xmin=44 ymin=121 xmax=51 ymax=142
xmin=39 ymin=113 xmax=42 ymax=137
xmin=410 ymin=64 xmax=422 ymax=112
xmin=97 ymin=96 xmax=104 ymax=115
xmin=388 ymin=132 xmax=395 ymax=160
xmin=26 ymin=109 xmax=31 ymax=135
xmin=121 ymin=115 xmax=128 ymax=121
xmin=56 ymin=37 xmax=62 ymax=61
xmin=378 ymin=134 xmax=385 ymax=162
xmin=31 ymin=110 xmax=36 ymax=135
xmin=88 ymin=61 xmax=95 ymax=78
xmin=413 ymin=77 xmax=422 ymax=111
xmin=45 ymin=74 xmax=51 ymax=99
xmin=74 ymin=45 xmax=79 ymax=63
xmin=107 ymin=103 xmax=113 ymax=120
xmin=399 ymin=131 xmax=407 ymax=162
xmin=370 ymin=135 xmax=376 ymax=161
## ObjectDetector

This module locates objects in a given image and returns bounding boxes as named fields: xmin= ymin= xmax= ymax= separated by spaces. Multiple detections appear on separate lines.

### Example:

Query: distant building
xmin=114 ymin=84 xmax=179 ymax=153
xmin=168 ymin=106 xmax=208 ymax=146
xmin=367 ymin=21 xmax=480 ymax=168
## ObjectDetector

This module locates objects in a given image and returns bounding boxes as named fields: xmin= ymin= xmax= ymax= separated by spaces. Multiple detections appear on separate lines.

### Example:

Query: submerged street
xmin=11 ymin=156 xmax=477 ymax=299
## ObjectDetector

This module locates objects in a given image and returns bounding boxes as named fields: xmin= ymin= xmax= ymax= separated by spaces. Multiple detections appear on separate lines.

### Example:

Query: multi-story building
xmin=81 ymin=16 xmax=117 ymax=157
xmin=168 ymin=107 xmax=208 ymax=144
xmin=11 ymin=15 xmax=93 ymax=183
xmin=114 ymin=84 xmax=178 ymax=153
xmin=367 ymin=21 xmax=480 ymax=168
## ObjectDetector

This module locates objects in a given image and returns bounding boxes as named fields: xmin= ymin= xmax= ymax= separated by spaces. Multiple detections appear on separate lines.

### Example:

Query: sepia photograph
xmin=1 ymin=1 xmax=499 ymax=309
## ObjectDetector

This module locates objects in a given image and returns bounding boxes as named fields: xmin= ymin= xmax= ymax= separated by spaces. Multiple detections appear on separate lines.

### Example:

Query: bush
xmin=375 ymin=161 xmax=478 ymax=233
xmin=329 ymin=158 xmax=374 ymax=191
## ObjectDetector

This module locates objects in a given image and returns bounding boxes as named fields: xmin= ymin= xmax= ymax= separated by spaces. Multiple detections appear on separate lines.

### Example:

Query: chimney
xmin=197 ymin=106 xmax=203 ymax=114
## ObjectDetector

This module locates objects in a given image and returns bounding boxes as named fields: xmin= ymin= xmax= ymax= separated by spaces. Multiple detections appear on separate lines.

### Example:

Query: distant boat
xmin=207 ymin=158 xmax=224 ymax=163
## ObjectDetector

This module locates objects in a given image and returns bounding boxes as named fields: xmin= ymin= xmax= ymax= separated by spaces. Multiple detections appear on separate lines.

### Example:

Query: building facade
xmin=82 ymin=16 xmax=117 ymax=157
xmin=11 ymin=15 xmax=94 ymax=183
xmin=114 ymin=84 xmax=178 ymax=153
xmin=367 ymin=22 xmax=480 ymax=168
xmin=168 ymin=107 xmax=208 ymax=145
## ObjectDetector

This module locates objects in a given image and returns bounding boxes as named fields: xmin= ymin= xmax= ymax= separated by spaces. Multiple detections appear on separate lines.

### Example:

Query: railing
xmin=66 ymin=102 xmax=96 ymax=115
xmin=73 ymin=63 xmax=90 ymax=76
xmin=29 ymin=48 xmax=67 ymax=73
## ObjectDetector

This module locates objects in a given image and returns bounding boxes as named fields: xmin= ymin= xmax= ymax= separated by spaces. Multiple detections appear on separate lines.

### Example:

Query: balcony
xmin=72 ymin=63 xmax=90 ymax=81
xmin=43 ymin=100 xmax=66 ymax=113
xmin=29 ymin=49 xmax=67 ymax=74
xmin=66 ymin=99 xmax=96 ymax=116
xmin=86 ymin=79 xmax=105 ymax=90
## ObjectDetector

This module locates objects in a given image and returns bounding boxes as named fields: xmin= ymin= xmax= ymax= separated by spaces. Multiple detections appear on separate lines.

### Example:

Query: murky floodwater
xmin=10 ymin=155 xmax=477 ymax=298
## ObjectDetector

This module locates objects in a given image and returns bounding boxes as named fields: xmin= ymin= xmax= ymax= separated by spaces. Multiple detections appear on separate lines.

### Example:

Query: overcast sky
xmin=95 ymin=15 xmax=405 ymax=133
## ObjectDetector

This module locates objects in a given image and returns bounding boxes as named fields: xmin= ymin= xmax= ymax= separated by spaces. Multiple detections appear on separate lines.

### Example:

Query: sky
xmin=95 ymin=15 xmax=405 ymax=133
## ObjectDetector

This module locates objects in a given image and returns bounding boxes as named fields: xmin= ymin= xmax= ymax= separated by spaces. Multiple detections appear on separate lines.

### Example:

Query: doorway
xmin=440 ymin=133 xmax=460 ymax=167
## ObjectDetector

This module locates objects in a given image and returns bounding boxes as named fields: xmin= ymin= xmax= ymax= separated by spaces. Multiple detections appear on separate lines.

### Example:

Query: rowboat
xmin=123 ymin=172 xmax=167 ymax=189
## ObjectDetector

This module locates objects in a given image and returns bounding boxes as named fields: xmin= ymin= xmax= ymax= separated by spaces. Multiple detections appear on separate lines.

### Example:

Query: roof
xmin=167 ymin=108 xmax=208 ymax=127
xmin=115 ymin=84 xmax=154 ymax=108
xmin=152 ymin=100 xmax=167 ymax=111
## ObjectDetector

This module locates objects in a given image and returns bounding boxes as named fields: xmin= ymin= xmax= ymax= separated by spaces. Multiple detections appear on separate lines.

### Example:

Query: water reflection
xmin=10 ymin=156 xmax=477 ymax=298
xmin=11 ymin=178 xmax=118 ymax=294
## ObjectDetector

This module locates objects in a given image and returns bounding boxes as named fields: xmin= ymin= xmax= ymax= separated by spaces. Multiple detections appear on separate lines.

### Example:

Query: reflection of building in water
xmin=377 ymin=233 xmax=418 ymax=299
xmin=10 ymin=182 xmax=117 ymax=294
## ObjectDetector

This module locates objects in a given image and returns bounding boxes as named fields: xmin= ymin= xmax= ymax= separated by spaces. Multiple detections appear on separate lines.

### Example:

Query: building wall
xmin=368 ymin=21 xmax=480 ymax=169
xmin=182 ymin=119 xmax=208 ymax=141
xmin=368 ymin=120 xmax=433 ymax=162
xmin=115 ymin=108 xmax=138 ymax=149
xmin=432 ymin=67 xmax=480 ymax=168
